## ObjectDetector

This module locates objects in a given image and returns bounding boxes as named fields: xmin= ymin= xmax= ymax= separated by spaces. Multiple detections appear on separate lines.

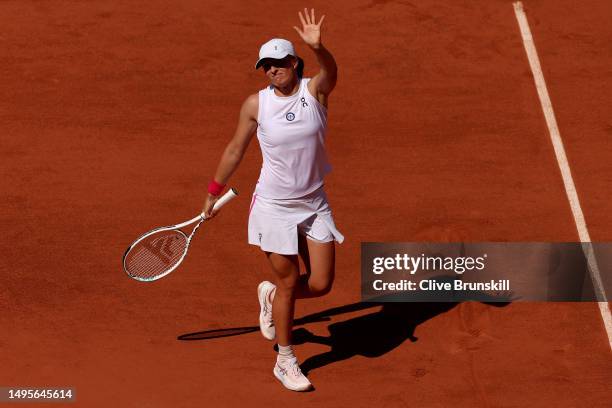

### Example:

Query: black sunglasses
xmin=261 ymin=56 xmax=294 ymax=71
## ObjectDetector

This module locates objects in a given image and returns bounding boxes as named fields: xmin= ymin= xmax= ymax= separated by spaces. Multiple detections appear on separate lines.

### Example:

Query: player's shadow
xmin=179 ymin=301 xmax=464 ymax=372
xmin=289 ymin=288 xmax=513 ymax=374
xmin=293 ymin=297 xmax=511 ymax=374
xmin=179 ymin=293 xmax=510 ymax=375
xmin=291 ymin=302 xmax=456 ymax=375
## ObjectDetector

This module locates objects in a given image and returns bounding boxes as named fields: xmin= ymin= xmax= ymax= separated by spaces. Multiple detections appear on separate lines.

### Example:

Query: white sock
xmin=277 ymin=344 xmax=295 ymax=364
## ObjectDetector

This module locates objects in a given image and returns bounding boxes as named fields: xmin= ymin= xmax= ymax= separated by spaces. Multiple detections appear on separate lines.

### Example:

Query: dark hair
xmin=296 ymin=57 xmax=304 ymax=78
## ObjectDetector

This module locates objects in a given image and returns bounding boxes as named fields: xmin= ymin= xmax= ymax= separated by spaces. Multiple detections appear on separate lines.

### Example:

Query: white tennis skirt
xmin=248 ymin=186 xmax=344 ymax=255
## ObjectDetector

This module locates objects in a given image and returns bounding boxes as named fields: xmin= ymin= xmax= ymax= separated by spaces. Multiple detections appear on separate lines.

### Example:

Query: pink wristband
xmin=208 ymin=180 xmax=226 ymax=197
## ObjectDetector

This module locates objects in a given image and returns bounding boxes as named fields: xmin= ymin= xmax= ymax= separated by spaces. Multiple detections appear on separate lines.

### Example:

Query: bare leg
xmin=296 ymin=234 xmax=335 ymax=299
xmin=265 ymin=236 xmax=335 ymax=345
xmin=266 ymin=252 xmax=299 ymax=346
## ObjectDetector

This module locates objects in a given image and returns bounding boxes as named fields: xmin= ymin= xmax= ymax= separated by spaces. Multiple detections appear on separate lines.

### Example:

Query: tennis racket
xmin=123 ymin=188 xmax=238 ymax=282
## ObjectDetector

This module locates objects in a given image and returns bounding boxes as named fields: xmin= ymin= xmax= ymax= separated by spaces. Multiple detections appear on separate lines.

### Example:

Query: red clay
xmin=1 ymin=1 xmax=611 ymax=407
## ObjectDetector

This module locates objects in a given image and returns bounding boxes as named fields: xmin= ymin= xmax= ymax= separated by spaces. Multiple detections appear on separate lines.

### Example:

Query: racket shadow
xmin=177 ymin=327 xmax=259 ymax=341
xmin=176 ymin=301 xmax=371 ymax=342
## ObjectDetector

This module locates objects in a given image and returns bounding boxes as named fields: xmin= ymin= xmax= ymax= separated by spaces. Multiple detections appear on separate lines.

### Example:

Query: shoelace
xmin=289 ymin=361 xmax=302 ymax=377
xmin=279 ymin=359 xmax=303 ymax=378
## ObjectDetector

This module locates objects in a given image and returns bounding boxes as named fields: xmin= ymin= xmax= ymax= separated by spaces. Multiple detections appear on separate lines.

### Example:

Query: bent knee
xmin=310 ymin=279 xmax=333 ymax=296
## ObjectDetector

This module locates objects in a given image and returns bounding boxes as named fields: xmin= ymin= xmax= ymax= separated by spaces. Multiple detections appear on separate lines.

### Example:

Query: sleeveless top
xmin=255 ymin=78 xmax=331 ymax=199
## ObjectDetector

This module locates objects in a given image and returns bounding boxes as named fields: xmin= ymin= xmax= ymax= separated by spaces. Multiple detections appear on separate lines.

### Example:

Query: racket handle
xmin=211 ymin=188 xmax=239 ymax=212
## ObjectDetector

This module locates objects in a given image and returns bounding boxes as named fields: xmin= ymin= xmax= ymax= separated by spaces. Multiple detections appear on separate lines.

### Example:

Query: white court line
xmin=513 ymin=1 xmax=612 ymax=351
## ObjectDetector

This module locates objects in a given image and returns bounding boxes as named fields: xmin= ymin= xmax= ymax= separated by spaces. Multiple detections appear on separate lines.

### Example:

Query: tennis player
xmin=203 ymin=9 xmax=342 ymax=392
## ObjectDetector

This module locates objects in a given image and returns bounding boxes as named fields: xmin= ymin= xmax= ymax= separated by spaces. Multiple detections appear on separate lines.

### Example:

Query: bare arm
xmin=294 ymin=9 xmax=337 ymax=104
xmin=309 ymin=44 xmax=337 ymax=103
xmin=203 ymin=93 xmax=258 ymax=217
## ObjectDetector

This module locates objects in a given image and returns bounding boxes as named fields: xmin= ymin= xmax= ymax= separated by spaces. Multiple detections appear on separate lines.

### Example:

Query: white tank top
xmin=255 ymin=78 xmax=331 ymax=199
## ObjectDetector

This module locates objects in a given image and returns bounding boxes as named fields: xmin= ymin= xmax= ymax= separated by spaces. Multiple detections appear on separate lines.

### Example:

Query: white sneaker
xmin=257 ymin=281 xmax=276 ymax=340
xmin=273 ymin=358 xmax=313 ymax=392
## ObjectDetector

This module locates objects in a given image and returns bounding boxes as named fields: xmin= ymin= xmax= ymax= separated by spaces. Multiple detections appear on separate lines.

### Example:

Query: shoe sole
xmin=273 ymin=367 xmax=313 ymax=392
xmin=258 ymin=282 xmax=275 ymax=341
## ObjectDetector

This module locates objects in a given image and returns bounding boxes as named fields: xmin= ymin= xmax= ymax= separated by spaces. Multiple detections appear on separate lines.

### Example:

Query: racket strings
xmin=125 ymin=230 xmax=188 ymax=280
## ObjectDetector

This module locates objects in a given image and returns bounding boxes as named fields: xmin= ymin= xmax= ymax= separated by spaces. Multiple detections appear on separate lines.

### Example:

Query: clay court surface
xmin=2 ymin=0 xmax=611 ymax=406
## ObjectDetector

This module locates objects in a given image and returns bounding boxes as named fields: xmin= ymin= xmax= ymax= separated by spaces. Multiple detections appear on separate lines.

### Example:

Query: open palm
xmin=293 ymin=8 xmax=325 ymax=48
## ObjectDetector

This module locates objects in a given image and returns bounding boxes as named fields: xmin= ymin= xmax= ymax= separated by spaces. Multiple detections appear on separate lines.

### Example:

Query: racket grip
xmin=211 ymin=188 xmax=239 ymax=212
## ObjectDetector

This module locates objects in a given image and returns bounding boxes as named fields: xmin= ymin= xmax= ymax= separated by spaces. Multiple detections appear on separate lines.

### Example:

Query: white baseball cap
xmin=255 ymin=38 xmax=297 ymax=69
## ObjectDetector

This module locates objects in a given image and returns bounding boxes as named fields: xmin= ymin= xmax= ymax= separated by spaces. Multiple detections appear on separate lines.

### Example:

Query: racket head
xmin=123 ymin=228 xmax=189 ymax=282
